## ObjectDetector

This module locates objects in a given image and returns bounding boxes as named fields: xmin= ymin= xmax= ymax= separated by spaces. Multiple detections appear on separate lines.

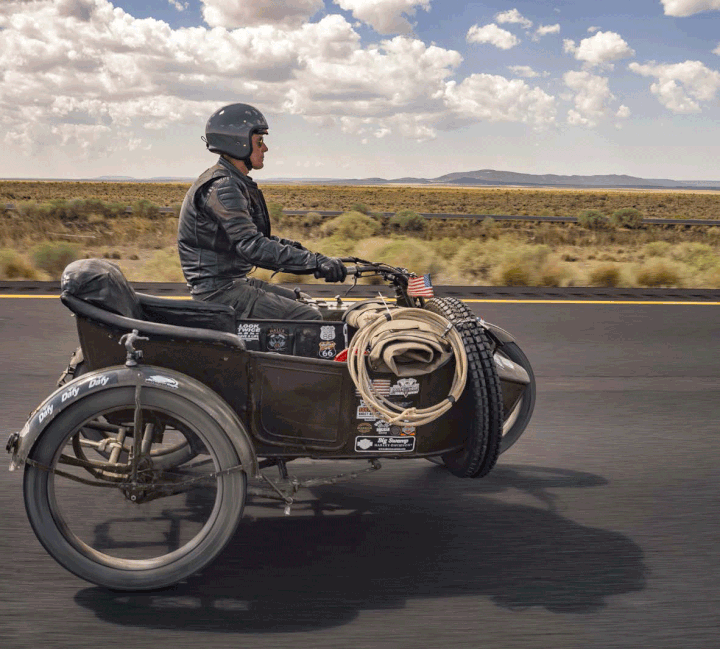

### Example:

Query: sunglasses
xmin=255 ymin=135 xmax=265 ymax=147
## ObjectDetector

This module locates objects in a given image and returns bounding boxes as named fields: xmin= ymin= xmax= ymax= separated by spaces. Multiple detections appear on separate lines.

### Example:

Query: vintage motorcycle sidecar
xmin=6 ymin=258 xmax=534 ymax=590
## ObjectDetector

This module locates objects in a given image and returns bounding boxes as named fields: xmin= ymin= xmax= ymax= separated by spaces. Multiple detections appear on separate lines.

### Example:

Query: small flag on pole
xmin=407 ymin=273 xmax=434 ymax=298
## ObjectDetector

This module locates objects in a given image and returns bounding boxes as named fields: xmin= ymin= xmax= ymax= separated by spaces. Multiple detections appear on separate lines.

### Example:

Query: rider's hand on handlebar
xmin=314 ymin=254 xmax=348 ymax=283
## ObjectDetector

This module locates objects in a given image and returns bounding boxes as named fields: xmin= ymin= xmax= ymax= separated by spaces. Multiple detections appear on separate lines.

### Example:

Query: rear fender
xmin=9 ymin=365 xmax=258 ymax=477
xmin=479 ymin=320 xmax=516 ymax=345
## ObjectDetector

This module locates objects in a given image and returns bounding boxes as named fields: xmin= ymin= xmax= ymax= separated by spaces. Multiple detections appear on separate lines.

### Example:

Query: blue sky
xmin=1 ymin=0 xmax=719 ymax=180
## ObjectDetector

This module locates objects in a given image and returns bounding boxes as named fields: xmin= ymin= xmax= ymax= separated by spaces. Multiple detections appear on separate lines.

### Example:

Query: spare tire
xmin=423 ymin=297 xmax=503 ymax=478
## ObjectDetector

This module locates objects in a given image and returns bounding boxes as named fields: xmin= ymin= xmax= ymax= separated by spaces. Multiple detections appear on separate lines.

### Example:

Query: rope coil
xmin=346 ymin=308 xmax=468 ymax=427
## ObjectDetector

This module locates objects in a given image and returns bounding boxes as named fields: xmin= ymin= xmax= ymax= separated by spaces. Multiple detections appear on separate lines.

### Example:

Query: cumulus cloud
xmin=168 ymin=0 xmax=188 ymax=11
xmin=508 ymin=65 xmax=540 ymax=78
xmin=495 ymin=9 xmax=533 ymax=30
xmin=333 ymin=0 xmax=431 ymax=34
xmin=443 ymin=74 xmax=556 ymax=128
xmin=587 ymin=26 xmax=600 ymax=33
xmin=714 ymin=43 xmax=720 ymax=55
xmin=660 ymin=0 xmax=720 ymax=16
xmin=534 ymin=24 xmax=560 ymax=40
xmin=629 ymin=60 xmax=720 ymax=112
xmin=467 ymin=24 xmax=520 ymax=50
xmin=563 ymin=70 xmax=614 ymax=127
xmin=201 ymin=0 xmax=324 ymax=29
xmin=563 ymin=31 xmax=635 ymax=68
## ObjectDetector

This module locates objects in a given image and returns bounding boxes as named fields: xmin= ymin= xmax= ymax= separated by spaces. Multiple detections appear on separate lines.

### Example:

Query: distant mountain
xmin=423 ymin=170 xmax=720 ymax=189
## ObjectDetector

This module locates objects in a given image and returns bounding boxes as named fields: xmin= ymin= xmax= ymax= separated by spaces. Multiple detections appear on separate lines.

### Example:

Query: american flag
xmin=407 ymin=273 xmax=434 ymax=298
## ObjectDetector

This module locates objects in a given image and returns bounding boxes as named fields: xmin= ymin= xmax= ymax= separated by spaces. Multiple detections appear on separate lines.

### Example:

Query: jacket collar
xmin=217 ymin=156 xmax=257 ymax=188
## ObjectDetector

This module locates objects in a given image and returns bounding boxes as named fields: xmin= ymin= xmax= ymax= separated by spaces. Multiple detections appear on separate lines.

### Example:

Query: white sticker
xmin=320 ymin=325 xmax=336 ymax=341
xmin=238 ymin=323 xmax=260 ymax=341
xmin=38 ymin=404 xmax=53 ymax=423
xmin=61 ymin=386 xmax=80 ymax=403
xmin=390 ymin=378 xmax=420 ymax=397
xmin=356 ymin=400 xmax=379 ymax=421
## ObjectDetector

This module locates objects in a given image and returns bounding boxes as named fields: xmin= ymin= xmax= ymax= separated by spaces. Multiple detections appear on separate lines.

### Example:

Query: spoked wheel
xmin=495 ymin=342 xmax=536 ymax=454
xmin=423 ymin=297 xmax=503 ymax=478
xmin=23 ymin=386 xmax=246 ymax=591
xmin=58 ymin=357 xmax=196 ymax=471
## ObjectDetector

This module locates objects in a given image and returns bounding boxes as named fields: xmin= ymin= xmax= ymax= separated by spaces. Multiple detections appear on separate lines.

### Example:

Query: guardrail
xmin=3 ymin=204 xmax=718 ymax=227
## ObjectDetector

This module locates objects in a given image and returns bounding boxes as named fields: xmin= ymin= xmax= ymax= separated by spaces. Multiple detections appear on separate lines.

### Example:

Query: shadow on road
xmin=75 ymin=463 xmax=646 ymax=633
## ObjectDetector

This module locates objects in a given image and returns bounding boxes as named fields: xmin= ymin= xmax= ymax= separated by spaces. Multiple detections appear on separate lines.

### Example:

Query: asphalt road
xmin=1 ymin=296 xmax=719 ymax=649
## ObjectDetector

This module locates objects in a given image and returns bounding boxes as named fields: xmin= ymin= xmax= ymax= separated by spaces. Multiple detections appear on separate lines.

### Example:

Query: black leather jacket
xmin=178 ymin=157 xmax=317 ymax=293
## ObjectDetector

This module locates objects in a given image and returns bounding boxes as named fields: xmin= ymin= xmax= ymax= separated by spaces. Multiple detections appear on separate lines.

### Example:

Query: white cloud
xmin=616 ymin=105 xmax=631 ymax=119
xmin=333 ymin=0 xmax=431 ymax=34
xmin=714 ymin=43 xmax=720 ymax=55
xmin=443 ymin=74 xmax=556 ymax=128
xmin=495 ymin=9 xmax=533 ymax=30
xmin=660 ymin=1 xmax=720 ymax=16
xmin=534 ymin=24 xmax=560 ymax=39
xmin=629 ymin=60 xmax=720 ymax=112
xmin=563 ymin=70 xmax=614 ymax=127
xmin=563 ymin=31 xmax=635 ymax=68
xmin=508 ymin=65 xmax=539 ymax=78
xmin=587 ymin=26 xmax=600 ymax=33
xmin=168 ymin=0 xmax=188 ymax=11
xmin=467 ymin=24 xmax=520 ymax=50
xmin=201 ymin=0 xmax=324 ymax=29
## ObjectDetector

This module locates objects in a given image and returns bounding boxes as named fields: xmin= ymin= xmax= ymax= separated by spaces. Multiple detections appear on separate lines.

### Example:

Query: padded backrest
xmin=61 ymin=259 xmax=144 ymax=320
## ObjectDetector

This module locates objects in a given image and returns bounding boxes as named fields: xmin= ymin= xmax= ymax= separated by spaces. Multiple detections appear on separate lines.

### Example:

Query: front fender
xmin=479 ymin=319 xmax=516 ymax=345
xmin=8 ymin=365 xmax=258 ymax=478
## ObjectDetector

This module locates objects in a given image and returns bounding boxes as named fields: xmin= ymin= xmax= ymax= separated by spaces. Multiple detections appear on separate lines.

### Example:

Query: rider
xmin=177 ymin=103 xmax=347 ymax=320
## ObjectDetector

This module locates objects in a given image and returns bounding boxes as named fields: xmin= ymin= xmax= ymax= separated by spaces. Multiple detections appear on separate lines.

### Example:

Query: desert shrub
xmin=302 ymin=211 xmax=324 ymax=228
xmin=136 ymin=249 xmax=184 ymax=282
xmin=349 ymin=202 xmax=371 ymax=215
xmin=0 ymin=249 xmax=38 ymax=279
xmin=320 ymin=211 xmax=380 ymax=241
xmin=131 ymin=199 xmax=160 ymax=219
xmin=315 ymin=235 xmax=357 ymax=257
xmin=577 ymin=209 xmax=610 ymax=230
xmin=497 ymin=260 xmax=533 ymax=286
xmin=374 ymin=238 xmax=439 ymax=276
xmin=389 ymin=209 xmax=426 ymax=234
xmin=267 ymin=201 xmax=284 ymax=225
xmin=643 ymin=241 xmax=672 ymax=257
xmin=480 ymin=216 xmax=498 ymax=238
xmin=434 ymin=238 xmax=463 ymax=260
xmin=611 ymin=207 xmax=643 ymax=229
xmin=589 ymin=264 xmax=622 ymax=287
xmin=670 ymin=242 xmax=718 ymax=271
xmin=537 ymin=260 xmax=571 ymax=287
xmin=635 ymin=259 xmax=682 ymax=287
xmin=30 ymin=241 xmax=81 ymax=278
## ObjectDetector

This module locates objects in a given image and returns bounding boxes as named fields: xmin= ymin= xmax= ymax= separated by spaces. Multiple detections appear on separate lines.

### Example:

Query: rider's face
xmin=249 ymin=132 xmax=268 ymax=170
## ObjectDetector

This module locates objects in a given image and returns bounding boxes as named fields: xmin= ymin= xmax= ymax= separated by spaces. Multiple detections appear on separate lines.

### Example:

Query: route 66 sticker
xmin=319 ymin=340 xmax=336 ymax=359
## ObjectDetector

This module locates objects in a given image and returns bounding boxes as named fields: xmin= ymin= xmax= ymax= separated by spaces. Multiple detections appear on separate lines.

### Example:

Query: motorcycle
xmin=6 ymin=257 xmax=535 ymax=591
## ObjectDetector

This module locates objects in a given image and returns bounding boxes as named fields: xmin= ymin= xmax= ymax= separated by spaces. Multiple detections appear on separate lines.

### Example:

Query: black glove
xmin=315 ymin=254 xmax=347 ymax=283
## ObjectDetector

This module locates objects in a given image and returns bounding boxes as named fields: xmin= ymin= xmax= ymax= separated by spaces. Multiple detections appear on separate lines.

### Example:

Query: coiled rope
xmin=346 ymin=308 xmax=468 ymax=427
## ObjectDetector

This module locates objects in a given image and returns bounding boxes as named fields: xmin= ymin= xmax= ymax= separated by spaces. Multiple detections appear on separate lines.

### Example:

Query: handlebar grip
xmin=345 ymin=265 xmax=358 ymax=276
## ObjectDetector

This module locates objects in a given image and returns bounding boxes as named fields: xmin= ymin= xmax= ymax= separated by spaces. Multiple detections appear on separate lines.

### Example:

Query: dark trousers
xmin=192 ymin=277 xmax=322 ymax=321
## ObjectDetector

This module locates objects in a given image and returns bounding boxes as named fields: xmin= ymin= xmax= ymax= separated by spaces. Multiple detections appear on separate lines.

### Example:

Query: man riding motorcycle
xmin=178 ymin=103 xmax=347 ymax=320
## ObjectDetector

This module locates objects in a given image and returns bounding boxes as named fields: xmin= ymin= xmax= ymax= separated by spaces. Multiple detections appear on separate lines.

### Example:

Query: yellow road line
xmin=1 ymin=294 xmax=718 ymax=306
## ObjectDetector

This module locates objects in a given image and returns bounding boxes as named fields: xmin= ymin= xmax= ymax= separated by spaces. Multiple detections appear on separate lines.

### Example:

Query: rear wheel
xmin=423 ymin=298 xmax=503 ymax=478
xmin=23 ymin=386 xmax=246 ymax=591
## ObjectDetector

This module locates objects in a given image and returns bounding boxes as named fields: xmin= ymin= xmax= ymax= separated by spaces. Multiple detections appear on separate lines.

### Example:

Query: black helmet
xmin=204 ymin=103 xmax=268 ymax=160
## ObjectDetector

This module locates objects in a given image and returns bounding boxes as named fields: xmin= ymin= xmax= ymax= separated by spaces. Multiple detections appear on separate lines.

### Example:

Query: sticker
xmin=357 ymin=422 xmax=373 ymax=434
xmin=356 ymin=400 xmax=379 ymax=421
xmin=355 ymin=379 xmax=392 ymax=398
xmin=318 ymin=340 xmax=336 ymax=359
xmin=267 ymin=327 xmax=289 ymax=352
xmin=88 ymin=376 xmax=110 ymax=389
xmin=355 ymin=436 xmax=416 ymax=452
xmin=374 ymin=420 xmax=391 ymax=435
xmin=390 ymin=378 xmax=420 ymax=397
xmin=320 ymin=325 xmax=337 ymax=341
xmin=401 ymin=425 xmax=417 ymax=436
xmin=237 ymin=323 xmax=260 ymax=341
xmin=146 ymin=375 xmax=179 ymax=389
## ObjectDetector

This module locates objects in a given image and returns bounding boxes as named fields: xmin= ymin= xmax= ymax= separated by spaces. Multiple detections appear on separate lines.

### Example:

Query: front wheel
xmin=496 ymin=341 xmax=536 ymax=454
xmin=23 ymin=385 xmax=246 ymax=591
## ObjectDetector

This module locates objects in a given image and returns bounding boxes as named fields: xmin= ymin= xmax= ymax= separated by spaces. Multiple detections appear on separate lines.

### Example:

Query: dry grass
xmin=2 ymin=182 xmax=720 ymax=288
